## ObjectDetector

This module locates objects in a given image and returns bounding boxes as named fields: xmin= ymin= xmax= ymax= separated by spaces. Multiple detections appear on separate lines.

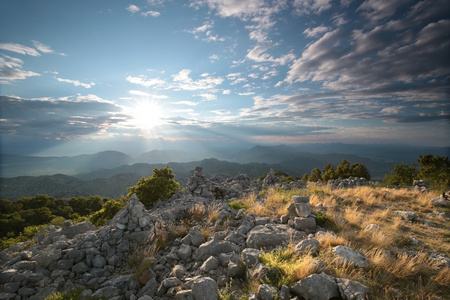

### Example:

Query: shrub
xmin=128 ymin=166 xmax=180 ymax=207
xmin=384 ymin=163 xmax=417 ymax=186
xmin=90 ymin=199 xmax=126 ymax=227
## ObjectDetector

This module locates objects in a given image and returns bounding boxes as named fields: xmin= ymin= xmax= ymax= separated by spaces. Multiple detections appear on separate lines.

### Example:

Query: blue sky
xmin=1 ymin=0 xmax=449 ymax=156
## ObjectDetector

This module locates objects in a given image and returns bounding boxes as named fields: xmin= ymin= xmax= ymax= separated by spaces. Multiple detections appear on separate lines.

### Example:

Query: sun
xmin=128 ymin=100 xmax=164 ymax=130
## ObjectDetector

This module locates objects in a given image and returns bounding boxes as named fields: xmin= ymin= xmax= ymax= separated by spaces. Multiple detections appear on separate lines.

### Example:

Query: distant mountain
xmin=0 ymin=151 xmax=132 ymax=177
xmin=0 ymin=159 xmax=274 ymax=200
xmin=134 ymin=150 xmax=208 ymax=164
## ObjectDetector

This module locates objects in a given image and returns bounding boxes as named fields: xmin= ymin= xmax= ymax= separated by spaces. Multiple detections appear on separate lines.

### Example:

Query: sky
xmin=1 ymin=0 xmax=449 ymax=156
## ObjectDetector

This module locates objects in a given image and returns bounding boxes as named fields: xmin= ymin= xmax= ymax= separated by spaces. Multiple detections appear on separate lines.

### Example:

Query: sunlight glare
xmin=128 ymin=100 xmax=164 ymax=130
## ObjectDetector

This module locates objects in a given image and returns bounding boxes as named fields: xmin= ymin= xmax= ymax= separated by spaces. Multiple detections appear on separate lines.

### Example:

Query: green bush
xmin=90 ymin=199 xmax=126 ymax=227
xmin=127 ymin=166 xmax=180 ymax=207
xmin=384 ymin=163 xmax=417 ymax=186
xmin=228 ymin=201 xmax=249 ymax=210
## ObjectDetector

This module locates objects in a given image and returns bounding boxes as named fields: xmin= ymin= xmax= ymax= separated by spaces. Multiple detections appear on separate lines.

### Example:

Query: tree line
xmin=302 ymin=159 xmax=371 ymax=182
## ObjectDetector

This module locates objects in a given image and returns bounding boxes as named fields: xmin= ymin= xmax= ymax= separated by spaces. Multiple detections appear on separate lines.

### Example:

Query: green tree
xmin=301 ymin=173 xmax=309 ymax=182
xmin=128 ymin=166 xmax=180 ymax=206
xmin=417 ymin=155 xmax=450 ymax=190
xmin=90 ymin=199 xmax=126 ymax=227
xmin=351 ymin=163 xmax=371 ymax=180
xmin=309 ymin=168 xmax=322 ymax=182
xmin=384 ymin=163 xmax=417 ymax=186
xmin=322 ymin=163 xmax=337 ymax=182
xmin=335 ymin=159 xmax=351 ymax=179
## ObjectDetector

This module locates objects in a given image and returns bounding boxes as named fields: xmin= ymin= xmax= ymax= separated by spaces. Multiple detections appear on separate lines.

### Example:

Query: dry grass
xmin=316 ymin=231 xmax=347 ymax=248
xmin=128 ymin=238 xmax=159 ymax=280
xmin=343 ymin=206 xmax=364 ymax=227
xmin=432 ymin=267 xmax=450 ymax=286
xmin=247 ymin=201 xmax=271 ymax=216
xmin=190 ymin=204 xmax=206 ymax=222
xmin=207 ymin=204 xmax=220 ymax=223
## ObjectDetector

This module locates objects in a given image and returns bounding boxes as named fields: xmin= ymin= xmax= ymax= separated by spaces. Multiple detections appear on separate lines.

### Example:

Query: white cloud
xmin=223 ymin=89 xmax=231 ymax=95
xmin=0 ymin=43 xmax=40 ymax=56
xmin=31 ymin=40 xmax=66 ymax=56
xmin=358 ymin=0 xmax=410 ymax=23
xmin=198 ymin=93 xmax=217 ymax=101
xmin=210 ymin=54 xmax=220 ymax=62
xmin=173 ymin=101 xmax=200 ymax=106
xmin=190 ymin=0 xmax=267 ymax=18
xmin=126 ymin=75 xmax=165 ymax=87
xmin=246 ymin=44 xmax=295 ymax=65
xmin=56 ymin=77 xmax=95 ymax=88
xmin=141 ymin=10 xmax=160 ymax=17
xmin=172 ymin=69 xmax=223 ymax=90
xmin=191 ymin=22 xmax=213 ymax=34
xmin=126 ymin=4 xmax=140 ymax=13
xmin=212 ymin=109 xmax=231 ymax=115
xmin=293 ymin=0 xmax=332 ymax=15
xmin=380 ymin=106 xmax=405 ymax=115
xmin=303 ymin=26 xmax=330 ymax=38
xmin=0 ymin=54 xmax=40 ymax=84
xmin=238 ymin=92 xmax=255 ymax=96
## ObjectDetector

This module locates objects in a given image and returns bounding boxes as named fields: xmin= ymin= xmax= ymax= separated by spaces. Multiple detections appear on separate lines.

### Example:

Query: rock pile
xmin=413 ymin=180 xmax=430 ymax=192
xmin=0 ymin=170 xmax=379 ymax=300
xmin=327 ymin=177 xmax=374 ymax=189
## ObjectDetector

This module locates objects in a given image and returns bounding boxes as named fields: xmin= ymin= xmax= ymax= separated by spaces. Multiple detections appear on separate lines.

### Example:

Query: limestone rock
xmin=294 ymin=238 xmax=319 ymax=254
xmin=195 ymin=240 xmax=240 ymax=260
xmin=191 ymin=277 xmax=218 ymax=300
xmin=336 ymin=277 xmax=370 ymax=300
xmin=333 ymin=246 xmax=368 ymax=268
xmin=395 ymin=210 xmax=418 ymax=221
xmin=200 ymin=256 xmax=219 ymax=272
xmin=293 ymin=217 xmax=316 ymax=232
xmin=257 ymin=284 xmax=277 ymax=300
xmin=246 ymin=225 xmax=289 ymax=249
xmin=242 ymin=248 xmax=261 ymax=268
xmin=431 ymin=196 xmax=448 ymax=207
xmin=291 ymin=272 xmax=339 ymax=300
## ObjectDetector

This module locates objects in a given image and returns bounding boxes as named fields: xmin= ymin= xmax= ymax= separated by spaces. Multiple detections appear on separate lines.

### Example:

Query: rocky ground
xmin=0 ymin=168 xmax=448 ymax=300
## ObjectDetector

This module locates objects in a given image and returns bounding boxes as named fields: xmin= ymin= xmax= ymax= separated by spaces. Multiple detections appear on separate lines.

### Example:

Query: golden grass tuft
xmin=432 ymin=267 xmax=450 ymax=286
xmin=387 ymin=252 xmax=434 ymax=278
xmin=343 ymin=206 xmax=364 ymax=227
xmin=359 ymin=229 xmax=395 ymax=249
xmin=207 ymin=204 xmax=220 ymax=223
xmin=190 ymin=204 xmax=206 ymax=222
xmin=316 ymin=232 xmax=347 ymax=248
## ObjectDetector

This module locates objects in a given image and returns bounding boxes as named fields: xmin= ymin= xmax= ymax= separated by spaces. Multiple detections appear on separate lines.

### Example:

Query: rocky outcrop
xmin=0 ymin=169 xmax=382 ymax=300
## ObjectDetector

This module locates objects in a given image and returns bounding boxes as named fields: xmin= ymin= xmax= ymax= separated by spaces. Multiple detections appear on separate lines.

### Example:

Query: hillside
xmin=0 ymin=159 xmax=274 ymax=200
xmin=0 ymin=169 xmax=448 ymax=299
xmin=0 ymin=151 xmax=132 ymax=177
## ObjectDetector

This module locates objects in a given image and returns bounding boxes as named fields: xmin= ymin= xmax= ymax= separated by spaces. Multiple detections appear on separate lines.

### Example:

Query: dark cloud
xmin=0 ymin=96 xmax=126 ymax=140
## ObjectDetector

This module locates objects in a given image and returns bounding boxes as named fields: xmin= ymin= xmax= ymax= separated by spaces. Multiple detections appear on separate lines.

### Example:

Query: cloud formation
xmin=56 ymin=77 xmax=95 ymax=88
xmin=0 ymin=54 xmax=40 ymax=84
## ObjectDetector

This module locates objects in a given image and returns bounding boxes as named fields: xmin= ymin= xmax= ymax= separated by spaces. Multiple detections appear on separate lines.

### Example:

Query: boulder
xmin=242 ymin=248 xmax=261 ymax=268
xmin=246 ymin=225 xmax=289 ymax=249
xmin=195 ymin=240 xmax=240 ymax=260
xmin=291 ymin=272 xmax=339 ymax=300
xmin=431 ymin=196 xmax=448 ymax=207
xmin=293 ymin=217 xmax=316 ymax=232
xmin=294 ymin=238 xmax=319 ymax=254
xmin=191 ymin=277 xmax=218 ymax=300
xmin=177 ymin=244 xmax=192 ymax=260
xmin=333 ymin=246 xmax=368 ymax=268
xmin=257 ymin=284 xmax=277 ymax=300
xmin=200 ymin=256 xmax=220 ymax=272
xmin=394 ymin=210 xmax=418 ymax=221
xmin=336 ymin=277 xmax=370 ymax=300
